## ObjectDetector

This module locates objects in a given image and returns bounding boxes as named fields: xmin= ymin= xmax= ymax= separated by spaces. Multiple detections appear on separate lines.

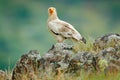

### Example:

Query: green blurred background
xmin=0 ymin=0 xmax=120 ymax=69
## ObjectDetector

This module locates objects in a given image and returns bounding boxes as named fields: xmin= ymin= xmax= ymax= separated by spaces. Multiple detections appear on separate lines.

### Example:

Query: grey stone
xmin=93 ymin=33 xmax=120 ymax=50
xmin=68 ymin=52 xmax=96 ymax=73
xmin=42 ymin=43 xmax=73 ymax=74
xmin=12 ymin=50 xmax=41 ymax=80
xmin=96 ymin=47 xmax=120 ymax=72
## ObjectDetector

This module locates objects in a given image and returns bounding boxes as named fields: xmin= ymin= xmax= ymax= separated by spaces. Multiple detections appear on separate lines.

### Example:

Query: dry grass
xmin=73 ymin=37 xmax=95 ymax=53
xmin=2 ymin=69 xmax=120 ymax=80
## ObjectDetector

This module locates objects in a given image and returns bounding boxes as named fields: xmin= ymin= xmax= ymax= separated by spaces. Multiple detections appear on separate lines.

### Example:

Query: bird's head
xmin=48 ymin=7 xmax=57 ymax=16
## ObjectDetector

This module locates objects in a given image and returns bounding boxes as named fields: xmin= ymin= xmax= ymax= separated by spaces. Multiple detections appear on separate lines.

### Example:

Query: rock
xmin=96 ymin=47 xmax=120 ymax=72
xmin=41 ymin=43 xmax=73 ymax=74
xmin=12 ymin=50 xmax=41 ymax=80
xmin=12 ymin=43 xmax=74 ymax=80
xmin=11 ymin=37 xmax=120 ymax=79
xmin=0 ymin=70 xmax=6 ymax=80
xmin=48 ymin=43 xmax=73 ymax=55
xmin=97 ymin=47 xmax=116 ymax=60
xmin=93 ymin=33 xmax=120 ymax=50
xmin=68 ymin=52 xmax=96 ymax=73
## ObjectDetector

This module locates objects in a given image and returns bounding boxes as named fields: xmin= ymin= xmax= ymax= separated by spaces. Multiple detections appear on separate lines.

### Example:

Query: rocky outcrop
xmin=93 ymin=33 xmax=120 ymax=73
xmin=41 ymin=43 xmax=73 ymax=73
xmin=93 ymin=33 xmax=120 ymax=50
xmin=68 ymin=52 xmax=96 ymax=73
xmin=12 ymin=50 xmax=41 ymax=80
xmin=11 ymin=33 xmax=120 ymax=80
xmin=12 ymin=43 xmax=74 ymax=80
xmin=96 ymin=47 xmax=120 ymax=74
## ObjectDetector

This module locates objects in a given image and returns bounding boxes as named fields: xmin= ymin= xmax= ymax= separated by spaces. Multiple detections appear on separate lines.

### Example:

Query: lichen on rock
xmin=68 ymin=52 xmax=96 ymax=73
xmin=11 ymin=34 xmax=120 ymax=79
xmin=96 ymin=47 xmax=120 ymax=73
xmin=93 ymin=33 xmax=120 ymax=50
xmin=41 ymin=43 xmax=74 ymax=74
xmin=12 ymin=50 xmax=41 ymax=80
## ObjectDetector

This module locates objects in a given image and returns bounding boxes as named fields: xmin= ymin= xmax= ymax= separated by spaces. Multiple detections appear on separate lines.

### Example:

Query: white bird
xmin=47 ymin=7 xmax=86 ymax=44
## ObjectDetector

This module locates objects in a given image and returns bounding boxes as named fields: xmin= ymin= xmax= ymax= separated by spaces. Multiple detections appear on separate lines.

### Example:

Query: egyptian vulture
xmin=47 ymin=7 xmax=86 ymax=44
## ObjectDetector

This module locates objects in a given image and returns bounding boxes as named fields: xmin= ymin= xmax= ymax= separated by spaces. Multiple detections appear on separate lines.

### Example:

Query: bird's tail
xmin=71 ymin=36 xmax=86 ymax=44
xmin=81 ymin=37 xmax=86 ymax=44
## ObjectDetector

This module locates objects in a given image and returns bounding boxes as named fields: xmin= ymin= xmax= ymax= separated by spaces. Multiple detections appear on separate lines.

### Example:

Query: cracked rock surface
xmin=11 ymin=33 xmax=120 ymax=80
xmin=93 ymin=33 xmax=120 ymax=50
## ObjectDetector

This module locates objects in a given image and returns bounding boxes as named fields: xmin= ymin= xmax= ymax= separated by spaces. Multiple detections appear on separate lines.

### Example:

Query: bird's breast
xmin=48 ymin=21 xmax=62 ymax=33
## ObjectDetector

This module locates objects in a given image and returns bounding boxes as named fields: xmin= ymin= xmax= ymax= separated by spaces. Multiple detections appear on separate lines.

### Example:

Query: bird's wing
xmin=53 ymin=19 xmax=83 ymax=40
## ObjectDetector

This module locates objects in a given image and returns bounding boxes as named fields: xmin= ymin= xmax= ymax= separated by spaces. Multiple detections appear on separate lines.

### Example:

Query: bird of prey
xmin=47 ymin=7 xmax=86 ymax=44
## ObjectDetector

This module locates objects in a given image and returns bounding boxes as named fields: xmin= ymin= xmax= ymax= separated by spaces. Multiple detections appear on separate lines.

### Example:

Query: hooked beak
xmin=49 ymin=8 xmax=54 ymax=15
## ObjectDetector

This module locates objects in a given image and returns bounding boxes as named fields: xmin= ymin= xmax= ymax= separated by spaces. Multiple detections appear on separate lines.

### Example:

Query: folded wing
xmin=53 ymin=19 xmax=83 ymax=41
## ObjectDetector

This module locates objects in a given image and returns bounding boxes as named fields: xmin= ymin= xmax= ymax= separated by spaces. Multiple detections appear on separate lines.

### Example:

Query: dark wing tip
xmin=82 ymin=37 xmax=86 ymax=44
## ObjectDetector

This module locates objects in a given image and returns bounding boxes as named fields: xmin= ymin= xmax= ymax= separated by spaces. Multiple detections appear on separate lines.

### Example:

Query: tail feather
xmin=71 ymin=37 xmax=86 ymax=44
xmin=81 ymin=37 xmax=86 ymax=44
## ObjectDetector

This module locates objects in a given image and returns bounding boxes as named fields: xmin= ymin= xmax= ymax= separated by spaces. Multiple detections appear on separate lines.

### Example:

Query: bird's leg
xmin=56 ymin=36 xmax=64 ymax=43
xmin=57 ymin=39 xmax=64 ymax=43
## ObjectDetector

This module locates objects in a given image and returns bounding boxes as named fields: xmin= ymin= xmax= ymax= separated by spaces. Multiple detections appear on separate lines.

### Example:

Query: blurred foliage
xmin=0 ymin=0 xmax=120 ymax=69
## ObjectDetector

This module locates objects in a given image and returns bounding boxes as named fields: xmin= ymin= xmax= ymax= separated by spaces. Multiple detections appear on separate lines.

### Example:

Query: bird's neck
xmin=48 ymin=13 xmax=59 ymax=21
